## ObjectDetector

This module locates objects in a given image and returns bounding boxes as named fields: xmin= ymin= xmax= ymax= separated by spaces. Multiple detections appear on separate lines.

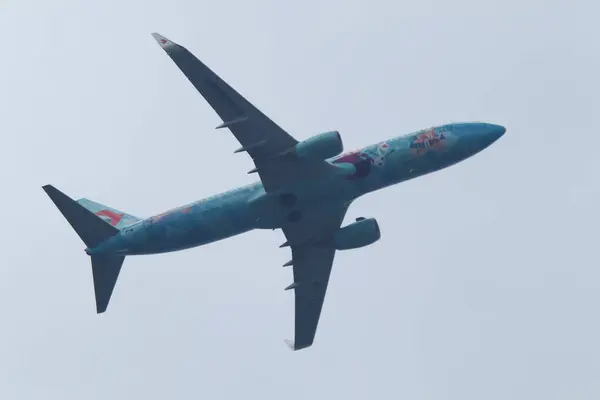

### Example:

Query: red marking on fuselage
xmin=96 ymin=209 xmax=125 ymax=226
xmin=152 ymin=212 xmax=169 ymax=223
xmin=411 ymin=128 xmax=445 ymax=156
xmin=151 ymin=207 xmax=191 ymax=223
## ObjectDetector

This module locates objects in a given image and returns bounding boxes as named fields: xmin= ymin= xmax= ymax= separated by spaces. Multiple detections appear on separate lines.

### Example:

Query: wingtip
xmin=151 ymin=32 xmax=175 ymax=48
xmin=284 ymin=339 xmax=296 ymax=351
xmin=42 ymin=184 xmax=57 ymax=195
xmin=284 ymin=339 xmax=313 ymax=351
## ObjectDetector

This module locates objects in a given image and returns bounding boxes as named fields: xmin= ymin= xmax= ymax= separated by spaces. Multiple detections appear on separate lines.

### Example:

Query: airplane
xmin=42 ymin=32 xmax=505 ymax=351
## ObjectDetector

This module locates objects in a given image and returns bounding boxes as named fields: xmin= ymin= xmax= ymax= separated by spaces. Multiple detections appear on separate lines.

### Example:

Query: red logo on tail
xmin=96 ymin=209 xmax=125 ymax=226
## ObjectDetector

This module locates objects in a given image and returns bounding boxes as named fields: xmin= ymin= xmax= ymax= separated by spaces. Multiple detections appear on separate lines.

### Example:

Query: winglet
xmin=151 ymin=32 xmax=176 ymax=49
xmin=284 ymin=339 xmax=296 ymax=351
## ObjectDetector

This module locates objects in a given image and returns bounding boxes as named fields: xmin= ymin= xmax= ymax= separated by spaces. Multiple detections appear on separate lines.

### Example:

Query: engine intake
xmin=294 ymin=131 xmax=343 ymax=160
xmin=333 ymin=217 xmax=381 ymax=250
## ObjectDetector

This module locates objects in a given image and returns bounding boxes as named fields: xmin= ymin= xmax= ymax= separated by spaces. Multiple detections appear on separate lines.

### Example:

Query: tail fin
xmin=42 ymin=185 xmax=126 ymax=313
xmin=76 ymin=198 xmax=141 ymax=229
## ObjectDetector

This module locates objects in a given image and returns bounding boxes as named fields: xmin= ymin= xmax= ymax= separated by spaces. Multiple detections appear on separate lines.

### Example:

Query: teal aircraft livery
xmin=43 ymin=33 xmax=505 ymax=351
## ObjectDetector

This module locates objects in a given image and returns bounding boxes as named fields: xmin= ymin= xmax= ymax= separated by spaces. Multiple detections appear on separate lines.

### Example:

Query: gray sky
xmin=2 ymin=0 xmax=599 ymax=398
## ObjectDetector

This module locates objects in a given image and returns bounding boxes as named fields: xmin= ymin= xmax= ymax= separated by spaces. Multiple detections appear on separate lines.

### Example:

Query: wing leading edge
xmin=151 ymin=33 xmax=338 ymax=192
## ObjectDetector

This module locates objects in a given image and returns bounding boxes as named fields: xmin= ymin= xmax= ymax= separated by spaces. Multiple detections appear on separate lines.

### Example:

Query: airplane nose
xmin=452 ymin=122 xmax=505 ymax=154
xmin=475 ymin=123 xmax=506 ymax=148
xmin=486 ymin=124 xmax=506 ymax=142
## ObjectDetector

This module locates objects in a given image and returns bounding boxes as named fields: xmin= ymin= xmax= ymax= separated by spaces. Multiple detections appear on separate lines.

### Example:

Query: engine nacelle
xmin=294 ymin=131 xmax=343 ymax=160
xmin=333 ymin=217 xmax=381 ymax=250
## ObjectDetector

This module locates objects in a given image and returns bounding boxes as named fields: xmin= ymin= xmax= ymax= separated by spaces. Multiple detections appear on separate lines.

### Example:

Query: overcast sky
xmin=1 ymin=0 xmax=599 ymax=399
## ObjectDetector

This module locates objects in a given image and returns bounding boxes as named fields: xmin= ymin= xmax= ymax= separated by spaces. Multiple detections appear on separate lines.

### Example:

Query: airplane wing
xmin=151 ymin=33 xmax=337 ymax=192
xmin=281 ymin=202 xmax=351 ymax=351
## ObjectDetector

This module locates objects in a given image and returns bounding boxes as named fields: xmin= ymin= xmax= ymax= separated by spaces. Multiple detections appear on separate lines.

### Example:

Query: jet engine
xmin=294 ymin=131 xmax=343 ymax=160
xmin=333 ymin=217 xmax=381 ymax=250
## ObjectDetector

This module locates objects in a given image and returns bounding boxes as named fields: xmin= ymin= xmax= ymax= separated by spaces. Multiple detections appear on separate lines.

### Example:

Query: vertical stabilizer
xmin=76 ymin=198 xmax=141 ymax=229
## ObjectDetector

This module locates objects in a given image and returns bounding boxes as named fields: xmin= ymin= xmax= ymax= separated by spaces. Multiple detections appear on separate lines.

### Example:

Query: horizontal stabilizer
xmin=91 ymin=254 xmax=125 ymax=313
xmin=42 ymin=185 xmax=119 ymax=248
xmin=43 ymin=185 xmax=127 ymax=313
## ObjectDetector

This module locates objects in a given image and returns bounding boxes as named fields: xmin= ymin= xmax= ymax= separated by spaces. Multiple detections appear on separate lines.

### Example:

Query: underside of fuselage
xmin=88 ymin=122 xmax=505 ymax=256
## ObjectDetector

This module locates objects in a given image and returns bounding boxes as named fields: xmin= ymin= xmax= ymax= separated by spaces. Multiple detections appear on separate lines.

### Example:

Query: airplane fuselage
xmin=41 ymin=31 xmax=508 ymax=349
xmin=87 ymin=122 xmax=505 ymax=256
